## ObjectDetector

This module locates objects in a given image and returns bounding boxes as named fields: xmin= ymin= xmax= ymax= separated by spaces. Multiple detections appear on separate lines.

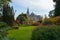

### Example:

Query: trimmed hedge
xmin=31 ymin=26 xmax=60 ymax=40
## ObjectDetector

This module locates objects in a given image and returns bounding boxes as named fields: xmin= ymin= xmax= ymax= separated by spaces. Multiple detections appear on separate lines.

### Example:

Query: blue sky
xmin=10 ymin=0 xmax=55 ymax=19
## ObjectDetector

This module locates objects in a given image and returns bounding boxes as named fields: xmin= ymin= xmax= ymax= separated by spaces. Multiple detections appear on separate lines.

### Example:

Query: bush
xmin=48 ymin=16 xmax=60 ymax=25
xmin=0 ymin=22 xmax=15 ymax=40
xmin=42 ymin=16 xmax=60 ymax=25
xmin=31 ymin=26 xmax=60 ymax=40
xmin=32 ymin=22 xmax=40 ymax=26
xmin=0 ymin=22 xmax=7 ymax=28
xmin=42 ymin=16 xmax=51 ymax=25
xmin=42 ymin=19 xmax=50 ymax=25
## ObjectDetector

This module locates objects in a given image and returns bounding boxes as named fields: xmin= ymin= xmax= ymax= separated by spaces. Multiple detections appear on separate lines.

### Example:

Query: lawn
xmin=8 ymin=26 xmax=36 ymax=40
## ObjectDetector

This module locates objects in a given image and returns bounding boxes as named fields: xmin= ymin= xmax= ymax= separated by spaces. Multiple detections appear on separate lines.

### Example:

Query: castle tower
xmin=27 ymin=8 xmax=29 ymax=15
xmin=26 ymin=8 xmax=31 ymax=24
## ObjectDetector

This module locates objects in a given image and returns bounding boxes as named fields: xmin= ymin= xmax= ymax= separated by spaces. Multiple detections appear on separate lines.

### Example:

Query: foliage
xmin=42 ymin=19 xmax=49 ymax=25
xmin=0 ymin=0 xmax=14 ymax=26
xmin=31 ymin=26 xmax=60 ymax=40
xmin=42 ymin=16 xmax=60 ymax=25
xmin=53 ymin=0 xmax=56 ymax=2
xmin=0 ymin=17 xmax=2 ymax=21
xmin=53 ymin=0 xmax=60 ymax=17
xmin=0 ymin=0 xmax=11 ymax=6
xmin=32 ymin=22 xmax=41 ymax=26
xmin=48 ymin=16 xmax=60 ymax=25
xmin=42 ymin=15 xmax=49 ymax=25
xmin=16 ymin=13 xmax=28 ymax=24
xmin=0 ymin=22 xmax=7 ymax=28
xmin=8 ymin=26 xmax=35 ymax=40
xmin=49 ymin=10 xmax=55 ymax=17
xmin=3 ymin=5 xmax=14 ymax=26
xmin=38 ymin=20 xmax=42 ymax=23
xmin=0 ymin=22 xmax=15 ymax=40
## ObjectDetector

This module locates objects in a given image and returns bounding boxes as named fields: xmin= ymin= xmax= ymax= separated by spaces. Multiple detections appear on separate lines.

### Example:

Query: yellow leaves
xmin=48 ymin=16 xmax=60 ymax=25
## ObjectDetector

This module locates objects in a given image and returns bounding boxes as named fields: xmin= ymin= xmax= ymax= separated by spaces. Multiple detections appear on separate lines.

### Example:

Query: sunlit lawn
xmin=8 ymin=26 xmax=36 ymax=40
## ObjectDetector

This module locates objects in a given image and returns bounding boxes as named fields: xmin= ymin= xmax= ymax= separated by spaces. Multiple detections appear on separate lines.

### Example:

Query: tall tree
xmin=3 ymin=5 xmax=14 ymax=26
xmin=0 ymin=0 xmax=11 ymax=4
xmin=53 ymin=0 xmax=56 ymax=2
xmin=53 ymin=0 xmax=60 ymax=17
xmin=0 ymin=0 xmax=15 ymax=26
xmin=49 ymin=10 xmax=55 ymax=17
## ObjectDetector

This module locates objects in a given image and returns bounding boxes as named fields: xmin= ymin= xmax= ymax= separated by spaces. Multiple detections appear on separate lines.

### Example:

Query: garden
xmin=8 ymin=26 xmax=36 ymax=40
xmin=8 ymin=25 xmax=60 ymax=40
xmin=0 ymin=0 xmax=60 ymax=40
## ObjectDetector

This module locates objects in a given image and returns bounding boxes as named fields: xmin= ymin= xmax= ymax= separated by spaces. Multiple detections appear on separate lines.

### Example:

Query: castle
xmin=26 ymin=8 xmax=42 ymax=22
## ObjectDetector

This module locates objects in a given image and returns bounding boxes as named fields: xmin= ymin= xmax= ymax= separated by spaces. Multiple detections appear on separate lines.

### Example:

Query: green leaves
xmin=52 ymin=0 xmax=60 ymax=17
xmin=17 ymin=14 xmax=28 ymax=24
xmin=53 ymin=0 xmax=56 ymax=2
xmin=0 ymin=22 xmax=7 ymax=28
xmin=0 ymin=0 xmax=11 ymax=6
xmin=0 ymin=22 xmax=15 ymax=40
xmin=32 ymin=26 xmax=60 ymax=40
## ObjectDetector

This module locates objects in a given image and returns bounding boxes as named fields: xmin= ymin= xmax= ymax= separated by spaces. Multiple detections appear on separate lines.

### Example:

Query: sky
xmin=10 ymin=0 xmax=55 ymax=19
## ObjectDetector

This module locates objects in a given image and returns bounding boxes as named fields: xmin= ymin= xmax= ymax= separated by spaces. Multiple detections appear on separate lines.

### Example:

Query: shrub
xmin=0 ymin=22 xmax=15 ymax=40
xmin=32 ymin=22 xmax=40 ymax=26
xmin=0 ymin=22 xmax=7 ymax=28
xmin=0 ymin=17 xmax=2 ymax=21
xmin=42 ymin=16 xmax=60 ymax=25
xmin=31 ymin=26 xmax=60 ymax=40
xmin=48 ymin=16 xmax=60 ymax=25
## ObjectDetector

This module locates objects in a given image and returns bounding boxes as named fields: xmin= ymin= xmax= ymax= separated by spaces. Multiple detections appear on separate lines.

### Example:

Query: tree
xmin=0 ymin=0 xmax=11 ymax=5
xmin=16 ymin=13 xmax=27 ymax=24
xmin=53 ymin=0 xmax=60 ymax=17
xmin=0 ymin=0 xmax=15 ymax=26
xmin=53 ymin=0 xmax=56 ymax=2
xmin=0 ymin=22 xmax=15 ymax=40
xmin=42 ymin=15 xmax=48 ymax=25
xmin=49 ymin=10 xmax=55 ymax=17
xmin=3 ymin=5 xmax=14 ymax=26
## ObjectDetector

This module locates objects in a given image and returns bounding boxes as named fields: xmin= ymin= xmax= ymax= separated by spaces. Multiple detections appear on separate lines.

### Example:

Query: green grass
xmin=8 ymin=26 xmax=36 ymax=40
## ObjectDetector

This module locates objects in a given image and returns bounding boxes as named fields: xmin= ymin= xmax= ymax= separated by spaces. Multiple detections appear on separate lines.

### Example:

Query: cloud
xmin=11 ymin=0 xmax=55 ymax=18
xmin=12 ymin=0 xmax=54 ymax=9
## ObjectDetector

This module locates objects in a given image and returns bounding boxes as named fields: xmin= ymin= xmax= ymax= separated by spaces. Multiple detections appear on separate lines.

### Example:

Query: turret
xmin=27 ymin=8 xmax=29 ymax=15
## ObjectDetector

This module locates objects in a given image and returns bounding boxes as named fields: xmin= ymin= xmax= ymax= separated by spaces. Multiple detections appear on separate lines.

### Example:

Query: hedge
xmin=31 ymin=26 xmax=60 ymax=40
